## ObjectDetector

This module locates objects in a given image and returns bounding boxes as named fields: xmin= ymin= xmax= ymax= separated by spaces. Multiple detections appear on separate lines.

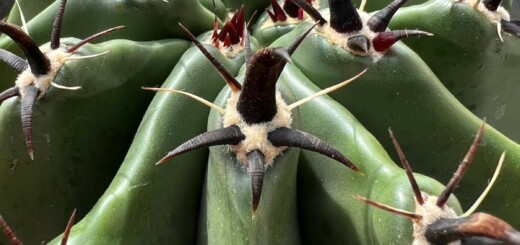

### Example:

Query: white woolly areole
xmin=259 ymin=14 xmax=309 ymax=30
xmin=412 ymin=193 xmax=460 ymax=245
xmin=317 ymin=10 xmax=384 ymax=62
xmin=15 ymin=44 xmax=71 ymax=99
xmin=206 ymin=37 xmax=245 ymax=59
xmin=470 ymin=0 xmax=511 ymax=22
xmin=259 ymin=0 xmax=322 ymax=30
xmin=222 ymin=91 xmax=293 ymax=166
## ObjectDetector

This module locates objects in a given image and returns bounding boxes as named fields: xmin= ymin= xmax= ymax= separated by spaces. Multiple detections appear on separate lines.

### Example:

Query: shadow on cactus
xmin=145 ymin=21 xmax=367 ymax=215
xmin=0 ymin=0 xmax=122 ymax=159
xmin=1 ymin=209 xmax=76 ymax=245
xmin=357 ymin=121 xmax=520 ymax=244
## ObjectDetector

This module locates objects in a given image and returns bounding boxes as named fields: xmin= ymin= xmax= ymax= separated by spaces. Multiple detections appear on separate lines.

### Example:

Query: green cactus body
xmin=5 ymin=0 xmax=55 ymax=26
xmin=46 ymin=32 xmax=252 ymax=244
xmin=272 ymin=22 xmax=520 ymax=227
xmin=199 ymin=82 xmax=301 ymax=244
xmin=0 ymin=0 xmax=519 ymax=244
xmin=389 ymin=0 xmax=520 ymax=142
xmin=0 ymin=0 xmax=219 ymax=88
xmin=0 ymin=38 xmax=189 ymax=244
xmin=281 ymin=63 xmax=462 ymax=244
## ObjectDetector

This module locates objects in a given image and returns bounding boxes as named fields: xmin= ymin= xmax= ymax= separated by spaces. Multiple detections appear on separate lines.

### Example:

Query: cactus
xmin=1 ymin=0 xmax=519 ymax=244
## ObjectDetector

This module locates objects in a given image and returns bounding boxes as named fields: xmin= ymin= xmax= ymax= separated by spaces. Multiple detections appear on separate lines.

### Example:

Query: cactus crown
xmin=210 ymin=6 xmax=247 ymax=58
xmin=146 ymin=22 xmax=368 ymax=214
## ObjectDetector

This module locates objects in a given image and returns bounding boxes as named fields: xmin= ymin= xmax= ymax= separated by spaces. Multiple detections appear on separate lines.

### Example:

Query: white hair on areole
xmin=222 ymin=91 xmax=293 ymax=166
xmin=15 ymin=44 xmax=72 ymax=98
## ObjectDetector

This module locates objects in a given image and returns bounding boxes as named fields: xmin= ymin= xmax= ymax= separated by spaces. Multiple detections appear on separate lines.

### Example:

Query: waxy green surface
xmin=200 ymin=81 xmax=301 ymax=244
xmin=272 ymin=22 xmax=520 ymax=228
xmin=281 ymin=63 xmax=461 ymax=244
xmin=49 ymin=34 xmax=254 ymax=245
xmin=390 ymin=0 xmax=520 ymax=142
xmin=0 ymin=38 xmax=189 ymax=244
xmin=0 ymin=0 xmax=219 ymax=89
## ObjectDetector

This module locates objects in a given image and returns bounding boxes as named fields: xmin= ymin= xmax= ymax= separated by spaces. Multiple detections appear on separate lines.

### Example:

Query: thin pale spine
xmin=288 ymin=69 xmax=366 ymax=110
xmin=462 ymin=151 xmax=506 ymax=217
xmin=60 ymin=50 xmax=110 ymax=63
xmin=142 ymin=87 xmax=225 ymax=114
xmin=61 ymin=209 xmax=76 ymax=245
xmin=21 ymin=85 xmax=38 ymax=160
xmin=50 ymin=0 xmax=68 ymax=50
xmin=496 ymin=20 xmax=504 ymax=42
xmin=157 ymin=125 xmax=245 ymax=164
xmin=436 ymin=121 xmax=486 ymax=207
xmin=367 ymin=0 xmax=408 ymax=32
xmin=244 ymin=28 xmax=253 ymax=66
xmin=14 ymin=0 xmax=28 ymax=35
xmin=0 ymin=49 xmax=28 ymax=72
xmin=178 ymin=23 xmax=241 ymax=92
xmin=268 ymin=127 xmax=360 ymax=172
xmin=473 ymin=0 xmax=483 ymax=8
xmin=388 ymin=128 xmax=424 ymax=205
xmin=0 ymin=22 xmax=50 ymax=76
xmin=359 ymin=0 xmax=367 ymax=12
xmin=67 ymin=26 xmax=125 ymax=53
xmin=50 ymin=82 xmax=81 ymax=91
xmin=354 ymin=195 xmax=423 ymax=221
xmin=248 ymin=150 xmax=265 ymax=216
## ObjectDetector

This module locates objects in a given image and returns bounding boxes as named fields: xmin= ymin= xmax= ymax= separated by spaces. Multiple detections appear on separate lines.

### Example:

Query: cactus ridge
xmin=0 ymin=0 xmax=121 ymax=159
xmin=358 ymin=122 xmax=520 ymax=244
xmin=157 ymin=22 xmax=362 ymax=214
xmin=1 ymin=0 xmax=520 ymax=243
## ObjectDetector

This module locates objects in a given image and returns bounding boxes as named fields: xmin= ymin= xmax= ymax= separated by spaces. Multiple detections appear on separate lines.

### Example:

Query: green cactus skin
xmin=272 ymin=22 xmax=520 ymax=227
xmin=0 ymin=38 xmax=189 ymax=244
xmin=47 ymin=33 xmax=253 ymax=245
xmin=199 ymin=82 xmax=301 ymax=244
xmin=0 ymin=0 xmax=219 ymax=89
xmin=280 ymin=63 xmax=461 ymax=244
xmin=389 ymin=0 xmax=520 ymax=142
xmin=4 ymin=0 xmax=54 ymax=26
xmin=352 ymin=0 xmax=428 ymax=12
